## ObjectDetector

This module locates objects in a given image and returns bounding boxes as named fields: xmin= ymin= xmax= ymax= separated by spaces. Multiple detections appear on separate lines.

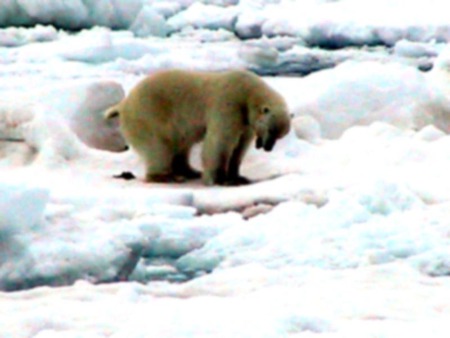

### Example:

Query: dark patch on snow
xmin=418 ymin=62 xmax=433 ymax=72
xmin=113 ymin=171 xmax=136 ymax=180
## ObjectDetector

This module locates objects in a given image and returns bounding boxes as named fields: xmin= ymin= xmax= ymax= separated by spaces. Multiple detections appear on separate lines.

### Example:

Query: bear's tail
xmin=104 ymin=103 xmax=121 ymax=120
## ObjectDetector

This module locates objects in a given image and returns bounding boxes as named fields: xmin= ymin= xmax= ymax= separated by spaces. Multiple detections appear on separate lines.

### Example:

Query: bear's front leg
xmin=201 ymin=130 xmax=233 ymax=186
xmin=226 ymin=129 xmax=253 ymax=186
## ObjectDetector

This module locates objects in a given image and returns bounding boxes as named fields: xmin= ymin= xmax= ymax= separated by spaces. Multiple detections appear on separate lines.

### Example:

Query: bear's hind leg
xmin=142 ymin=140 xmax=181 ymax=183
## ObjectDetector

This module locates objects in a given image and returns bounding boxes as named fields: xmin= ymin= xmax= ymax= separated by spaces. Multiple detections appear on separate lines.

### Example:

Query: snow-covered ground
xmin=2 ymin=0 xmax=450 ymax=337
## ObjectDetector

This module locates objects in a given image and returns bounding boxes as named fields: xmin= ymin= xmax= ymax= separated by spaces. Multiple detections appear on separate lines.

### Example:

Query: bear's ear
xmin=105 ymin=107 xmax=120 ymax=120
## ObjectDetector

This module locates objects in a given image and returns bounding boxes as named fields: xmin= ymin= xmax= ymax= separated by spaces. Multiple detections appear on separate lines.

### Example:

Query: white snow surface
xmin=2 ymin=2 xmax=450 ymax=337
xmin=1 ymin=0 xmax=450 ymax=46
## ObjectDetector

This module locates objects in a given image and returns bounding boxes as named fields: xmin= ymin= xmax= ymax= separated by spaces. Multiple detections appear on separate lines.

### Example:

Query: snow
xmin=262 ymin=0 xmax=450 ymax=47
xmin=167 ymin=2 xmax=240 ymax=33
xmin=1 ymin=0 xmax=450 ymax=48
xmin=2 ymin=0 xmax=450 ymax=337
xmin=129 ymin=6 xmax=170 ymax=38
xmin=0 ymin=78 xmax=126 ymax=163
xmin=290 ymin=61 xmax=436 ymax=138
xmin=0 ymin=25 xmax=58 ymax=47
xmin=0 ymin=181 xmax=48 ymax=235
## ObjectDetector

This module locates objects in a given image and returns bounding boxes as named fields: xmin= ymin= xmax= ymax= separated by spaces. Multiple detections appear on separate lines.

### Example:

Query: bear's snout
xmin=256 ymin=135 xmax=275 ymax=151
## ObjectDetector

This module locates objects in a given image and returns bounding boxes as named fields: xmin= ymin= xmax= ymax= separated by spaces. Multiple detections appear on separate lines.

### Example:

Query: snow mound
xmin=130 ymin=6 xmax=170 ymax=38
xmin=425 ymin=45 xmax=450 ymax=133
xmin=0 ymin=0 xmax=449 ymax=51
xmin=0 ymin=181 xmax=49 ymax=290
xmin=30 ymin=79 xmax=127 ymax=152
xmin=167 ymin=2 xmax=239 ymax=33
xmin=193 ymin=174 xmax=325 ymax=214
xmin=262 ymin=0 xmax=450 ymax=47
xmin=0 ymin=25 xmax=58 ymax=47
xmin=0 ymin=79 xmax=126 ymax=166
xmin=0 ymin=181 xmax=49 ymax=236
xmin=0 ymin=0 xmax=142 ymax=30
xmin=176 ymin=178 xmax=439 ymax=276
xmin=292 ymin=61 xmax=435 ymax=139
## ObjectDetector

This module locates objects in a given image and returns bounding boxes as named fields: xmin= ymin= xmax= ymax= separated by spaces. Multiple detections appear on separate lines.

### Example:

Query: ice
xmin=415 ymin=125 xmax=446 ymax=142
xmin=29 ymin=79 xmax=127 ymax=152
xmin=262 ymin=0 xmax=450 ymax=47
xmin=291 ymin=61 xmax=434 ymax=139
xmin=2 ymin=1 xmax=450 ymax=336
xmin=425 ymin=45 xmax=450 ymax=132
xmin=55 ymin=28 xmax=158 ymax=63
xmin=137 ymin=208 xmax=238 ymax=259
xmin=18 ymin=0 xmax=88 ymax=30
xmin=1 ymin=194 xmax=180 ymax=289
xmin=148 ymin=1 xmax=183 ymax=18
xmin=0 ymin=0 xmax=449 ymax=51
xmin=129 ymin=6 xmax=170 ymax=38
xmin=0 ymin=0 xmax=143 ymax=30
xmin=234 ymin=6 xmax=265 ymax=39
xmin=411 ymin=247 xmax=450 ymax=277
xmin=177 ymin=183 xmax=442 ymax=274
xmin=193 ymin=174 xmax=323 ymax=214
xmin=0 ymin=181 xmax=49 ymax=290
xmin=87 ymin=0 xmax=143 ymax=29
xmin=167 ymin=2 xmax=239 ymax=33
xmin=393 ymin=39 xmax=441 ymax=58
xmin=0 ymin=25 xmax=58 ymax=47
xmin=0 ymin=181 xmax=49 ymax=235
xmin=0 ymin=78 xmax=126 ymax=166
xmin=292 ymin=115 xmax=322 ymax=143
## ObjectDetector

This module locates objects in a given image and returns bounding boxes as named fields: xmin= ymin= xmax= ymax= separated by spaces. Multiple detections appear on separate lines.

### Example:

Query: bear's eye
xmin=262 ymin=107 xmax=270 ymax=114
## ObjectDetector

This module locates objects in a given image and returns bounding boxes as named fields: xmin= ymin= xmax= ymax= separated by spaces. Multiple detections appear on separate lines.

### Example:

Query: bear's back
xmin=123 ymin=70 xmax=213 ymax=125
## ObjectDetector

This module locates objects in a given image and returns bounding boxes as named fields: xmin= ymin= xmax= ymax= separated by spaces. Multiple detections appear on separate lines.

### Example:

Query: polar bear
xmin=106 ymin=69 xmax=291 ymax=186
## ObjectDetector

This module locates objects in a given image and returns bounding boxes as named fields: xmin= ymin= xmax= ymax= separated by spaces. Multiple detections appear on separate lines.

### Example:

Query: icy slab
xmin=393 ymin=39 xmax=441 ymax=59
xmin=29 ymin=79 xmax=127 ymax=152
xmin=0 ymin=25 xmax=58 ymax=47
xmin=167 ymin=2 xmax=239 ymax=33
xmin=6 ymin=122 xmax=449 ymax=291
xmin=0 ymin=191 xmax=142 ymax=289
xmin=291 ymin=60 xmax=434 ymax=139
xmin=424 ymin=45 xmax=450 ymax=133
xmin=0 ymin=0 xmax=142 ymax=30
xmin=292 ymin=115 xmax=322 ymax=143
xmin=176 ymin=176 xmax=433 ymax=274
xmin=55 ymin=28 xmax=163 ymax=63
xmin=0 ymin=181 xmax=244 ymax=290
xmin=3 ymin=263 xmax=450 ymax=338
xmin=0 ymin=78 xmax=126 ymax=167
xmin=0 ymin=180 xmax=50 ymax=290
xmin=129 ymin=6 xmax=170 ymax=37
xmin=0 ymin=0 xmax=450 ymax=51
xmin=192 ymin=174 xmax=326 ymax=214
xmin=1 ymin=91 xmax=450 ymax=336
xmin=138 ymin=211 xmax=239 ymax=259
xmin=0 ymin=181 xmax=49 ymax=236
xmin=262 ymin=0 xmax=450 ymax=47
xmin=0 ymin=25 xmax=435 ymax=93
xmin=1 ymin=2 xmax=450 ymax=336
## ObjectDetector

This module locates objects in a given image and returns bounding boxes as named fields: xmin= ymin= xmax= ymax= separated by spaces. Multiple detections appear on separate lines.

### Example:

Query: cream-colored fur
xmin=106 ymin=69 xmax=290 ymax=186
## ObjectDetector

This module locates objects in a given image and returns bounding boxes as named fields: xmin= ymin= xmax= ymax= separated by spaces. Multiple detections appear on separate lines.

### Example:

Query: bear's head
xmin=253 ymin=99 xmax=291 ymax=152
